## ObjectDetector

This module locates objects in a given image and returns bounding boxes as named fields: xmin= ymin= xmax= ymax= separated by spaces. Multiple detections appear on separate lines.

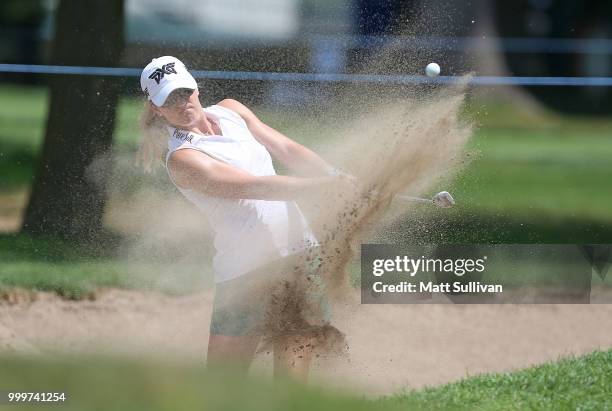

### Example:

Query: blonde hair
xmin=137 ymin=101 xmax=168 ymax=173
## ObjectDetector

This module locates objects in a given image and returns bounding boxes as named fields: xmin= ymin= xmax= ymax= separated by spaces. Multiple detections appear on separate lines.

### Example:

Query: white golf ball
xmin=425 ymin=62 xmax=441 ymax=77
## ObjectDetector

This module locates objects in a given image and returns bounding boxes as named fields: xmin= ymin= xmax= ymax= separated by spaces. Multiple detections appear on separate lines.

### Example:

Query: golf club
xmin=396 ymin=191 xmax=455 ymax=208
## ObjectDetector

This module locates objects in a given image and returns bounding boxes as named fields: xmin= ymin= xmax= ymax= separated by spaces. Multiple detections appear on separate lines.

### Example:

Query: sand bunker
xmin=1 ymin=288 xmax=611 ymax=395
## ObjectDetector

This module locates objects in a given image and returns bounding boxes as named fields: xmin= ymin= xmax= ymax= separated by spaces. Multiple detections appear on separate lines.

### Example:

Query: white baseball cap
xmin=140 ymin=56 xmax=198 ymax=107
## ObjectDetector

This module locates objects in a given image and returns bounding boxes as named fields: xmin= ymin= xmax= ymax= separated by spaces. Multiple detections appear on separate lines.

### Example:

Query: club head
xmin=432 ymin=191 xmax=455 ymax=208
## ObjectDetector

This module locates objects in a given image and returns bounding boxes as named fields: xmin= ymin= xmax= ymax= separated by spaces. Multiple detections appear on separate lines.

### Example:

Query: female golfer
xmin=139 ymin=56 xmax=344 ymax=381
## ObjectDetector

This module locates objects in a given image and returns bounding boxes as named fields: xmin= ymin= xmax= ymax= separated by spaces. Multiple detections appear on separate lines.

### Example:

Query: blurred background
xmin=1 ymin=0 xmax=611 ymax=291
xmin=4 ymin=0 xmax=612 ymax=107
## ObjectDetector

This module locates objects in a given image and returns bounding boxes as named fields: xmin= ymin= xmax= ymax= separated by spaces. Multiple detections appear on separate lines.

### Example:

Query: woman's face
xmin=154 ymin=88 xmax=202 ymax=129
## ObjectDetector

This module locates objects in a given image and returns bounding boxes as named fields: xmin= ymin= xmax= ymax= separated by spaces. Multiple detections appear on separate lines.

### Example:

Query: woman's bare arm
xmin=217 ymin=99 xmax=335 ymax=177
xmin=167 ymin=148 xmax=339 ymax=201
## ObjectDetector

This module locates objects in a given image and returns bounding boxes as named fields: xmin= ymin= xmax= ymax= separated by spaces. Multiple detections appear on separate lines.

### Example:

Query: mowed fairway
xmin=453 ymin=101 xmax=612 ymax=223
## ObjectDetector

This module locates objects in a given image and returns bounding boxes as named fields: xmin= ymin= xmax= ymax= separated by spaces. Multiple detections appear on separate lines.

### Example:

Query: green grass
xmin=391 ymin=349 xmax=612 ymax=411
xmin=0 ymin=258 xmax=209 ymax=298
xmin=0 ymin=260 xmax=122 ymax=299
xmin=455 ymin=97 xmax=612 ymax=223
xmin=0 ymin=233 xmax=121 ymax=298
xmin=451 ymin=129 xmax=612 ymax=223
xmin=0 ymin=349 xmax=610 ymax=411
xmin=0 ymin=233 xmax=210 ymax=297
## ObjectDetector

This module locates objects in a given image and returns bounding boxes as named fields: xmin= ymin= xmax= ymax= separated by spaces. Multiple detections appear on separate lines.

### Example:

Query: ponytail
xmin=137 ymin=101 xmax=168 ymax=173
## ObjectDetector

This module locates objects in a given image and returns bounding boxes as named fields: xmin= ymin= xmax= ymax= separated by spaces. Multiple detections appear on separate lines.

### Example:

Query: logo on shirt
xmin=173 ymin=129 xmax=193 ymax=143
xmin=148 ymin=62 xmax=177 ymax=85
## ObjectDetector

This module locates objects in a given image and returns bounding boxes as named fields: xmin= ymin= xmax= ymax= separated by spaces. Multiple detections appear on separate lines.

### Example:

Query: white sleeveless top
xmin=165 ymin=104 xmax=319 ymax=283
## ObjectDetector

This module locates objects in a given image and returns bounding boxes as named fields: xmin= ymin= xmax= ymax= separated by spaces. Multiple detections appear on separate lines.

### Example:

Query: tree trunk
xmin=21 ymin=0 xmax=124 ymax=243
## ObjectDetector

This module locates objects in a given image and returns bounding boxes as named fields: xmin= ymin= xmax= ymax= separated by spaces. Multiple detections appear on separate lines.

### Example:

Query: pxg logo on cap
xmin=148 ymin=62 xmax=176 ymax=84
xmin=140 ymin=56 xmax=198 ymax=107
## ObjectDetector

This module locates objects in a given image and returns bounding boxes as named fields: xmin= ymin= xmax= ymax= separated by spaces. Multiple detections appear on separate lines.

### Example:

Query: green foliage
xmin=390 ymin=349 xmax=612 ymax=411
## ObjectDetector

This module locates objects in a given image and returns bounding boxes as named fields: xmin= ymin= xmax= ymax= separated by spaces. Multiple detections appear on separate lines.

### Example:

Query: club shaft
xmin=396 ymin=194 xmax=433 ymax=204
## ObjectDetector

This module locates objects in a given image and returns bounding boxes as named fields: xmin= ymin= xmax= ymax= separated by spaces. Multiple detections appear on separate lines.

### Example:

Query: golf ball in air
xmin=425 ymin=62 xmax=441 ymax=77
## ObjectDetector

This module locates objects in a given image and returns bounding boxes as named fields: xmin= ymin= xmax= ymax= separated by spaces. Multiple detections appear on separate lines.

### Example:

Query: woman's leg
xmin=207 ymin=334 xmax=261 ymax=374
xmin=273 ymin=335 xmax=315 ymax=383
xmin=207 ymin=273 xmax=263 ymax=374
